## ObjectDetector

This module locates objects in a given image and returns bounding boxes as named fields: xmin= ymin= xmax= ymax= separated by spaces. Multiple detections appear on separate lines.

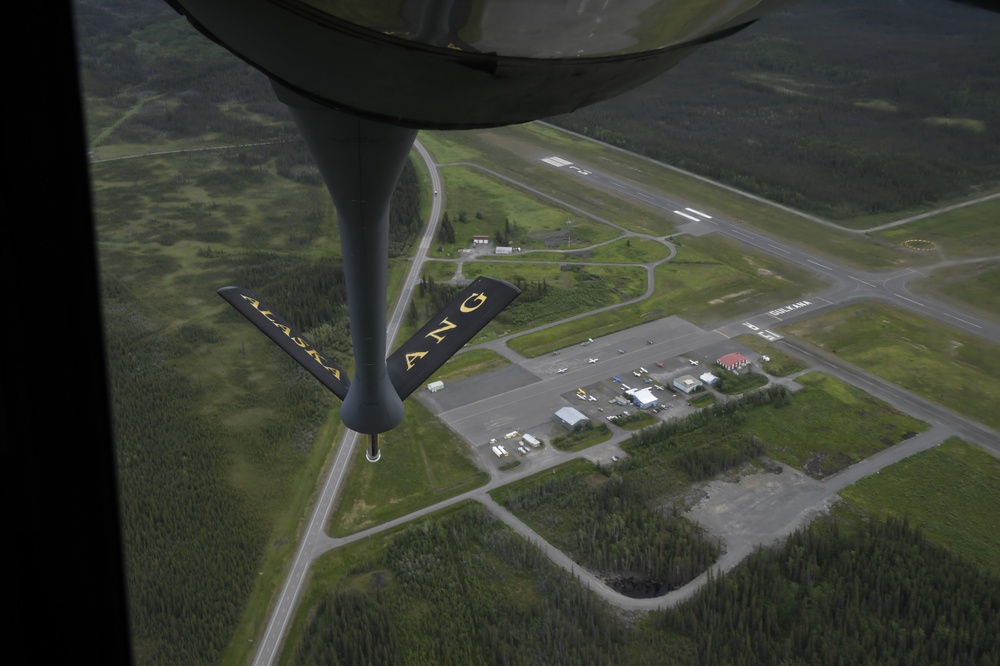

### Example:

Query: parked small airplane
xmin=588 ymin=358 xmax=598 ymax=363
xmin=557 ymin=368 xmax=568 ymax=373
xmin=689 ymin=359 xmax=699 ymax=365
xmin=577 ymin=394 xmax=587 ymax=400
xmin=655 ymin=361 xmax=664 ymax=367
xmin=618 ymin=349 xmax=625 ymax=354
xmin=612 ymin=376 xmax=622 ymax=383
xmin=639 ymin=367 xmax=648 ymax=374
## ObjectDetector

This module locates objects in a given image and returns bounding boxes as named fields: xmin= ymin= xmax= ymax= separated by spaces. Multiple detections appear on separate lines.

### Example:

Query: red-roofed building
xmin=717 ymin=352 xmax=750 ymax=372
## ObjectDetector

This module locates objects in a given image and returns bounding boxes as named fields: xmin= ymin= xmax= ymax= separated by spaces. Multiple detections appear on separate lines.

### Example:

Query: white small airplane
xmin=639 ymin=367 xmax=648 ymax=374
xmin=689 ymin=359 xmax=699 ymax=365
xmin=588 ymin=358 xmax=598 ymax=363
xmin=588 ymin=396 xmax=596 ymax=401
xmin=577 ymin=393 xmax=587 ymax=400
xmin=557 ymin=367 xmax=568 ymax=373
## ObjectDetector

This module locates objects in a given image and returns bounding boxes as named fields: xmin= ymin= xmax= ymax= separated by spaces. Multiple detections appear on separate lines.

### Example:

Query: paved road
xmin=251 ymin=139 xmax=443 ymax=666
xmin=253 ymin=129 xmax=1000 ymax=664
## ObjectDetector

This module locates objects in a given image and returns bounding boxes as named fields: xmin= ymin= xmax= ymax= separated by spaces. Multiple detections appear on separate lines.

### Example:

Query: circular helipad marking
xmin=903 ymin=239 xmax=936 ymax=251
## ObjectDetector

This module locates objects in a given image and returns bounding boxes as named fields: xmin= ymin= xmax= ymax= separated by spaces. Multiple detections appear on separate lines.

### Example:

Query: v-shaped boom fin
xmin=218 ymin=286 xmax=351 ymax=400
xmin=387 ymin=276 xmax=520 ymax=400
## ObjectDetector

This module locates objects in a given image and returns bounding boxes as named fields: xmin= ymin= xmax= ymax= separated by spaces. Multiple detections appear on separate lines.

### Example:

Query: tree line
xmin=550 ymin=0 xmax=1000 ymax=221
xmin=286 ymin=503 xmax=1000 ymax=664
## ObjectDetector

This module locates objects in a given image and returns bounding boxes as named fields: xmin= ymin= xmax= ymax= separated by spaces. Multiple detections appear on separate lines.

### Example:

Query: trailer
xmin=492 ymin=446 xmax=503 ymax=457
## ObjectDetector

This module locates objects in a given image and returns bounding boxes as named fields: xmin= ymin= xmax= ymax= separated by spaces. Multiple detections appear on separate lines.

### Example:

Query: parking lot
xmin=417 ymin=315 xmax=766 ymax=469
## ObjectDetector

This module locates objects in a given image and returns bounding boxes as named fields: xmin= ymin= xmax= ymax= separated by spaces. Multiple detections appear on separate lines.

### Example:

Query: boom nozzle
xmin=366 ymin=433 xmax=381 ymax=463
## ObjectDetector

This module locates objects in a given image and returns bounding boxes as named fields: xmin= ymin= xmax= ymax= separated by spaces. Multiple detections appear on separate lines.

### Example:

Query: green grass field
xmin=785 ymin=302 xmax=1000 ymax=430
xmin=839 ymin=438 xmax=1000 ymax=576
xmin=910 ymin=260 xmax=1000 ymax=326
xmin=328 ymin=399 xmax=489 ymax=536
xmin=872 ymin=197 xmax=1000 ymax=260
xmin=733 ymin=334 xmax=809 ymax=376
xmin=421 ymin=128 xmax=679 ymax=239
xmin=507 ymin=234 xmax=826 ymax=357
xmin=743 ymin=372 xmax=928 ymax=477
xmin=430 ymin=166 xmax=621 ymax=257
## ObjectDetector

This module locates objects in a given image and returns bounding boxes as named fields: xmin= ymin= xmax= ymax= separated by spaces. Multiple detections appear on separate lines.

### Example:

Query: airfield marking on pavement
xmin=685 ymin=207 xmax=712 ymax=219
xmin=767 ymin=243 xmax=791 ymax=254
xmin=674 ymin=210 xmax=701 ymax=222
xmin=729 ymin=229 xmax=754 ymax=240
xmin=759 ymin=330 xmax=782 ymax=341
xmin=540 ymin=155 xmax=590 ymax=175
xmin=850 ymin=275 xmax=877 ymax=288
xmin=894 ymin=293 xmax=925 ymax=307
xmin=903 ymin=239 xmax=937 ymax=251
xmin=807 ymin=259 xmax=832 ymax=270
xmin=767 ymin=300 xmax=811 ymax=318
xmin=943 ymin=312 xmax=983 ymax=328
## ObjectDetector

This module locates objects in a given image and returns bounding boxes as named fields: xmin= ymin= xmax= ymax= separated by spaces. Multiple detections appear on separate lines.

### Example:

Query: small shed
xmin=699 ymin=372 xmax=719 ymax=385
xmin=427 ymin=380 xmax=445 ymax=393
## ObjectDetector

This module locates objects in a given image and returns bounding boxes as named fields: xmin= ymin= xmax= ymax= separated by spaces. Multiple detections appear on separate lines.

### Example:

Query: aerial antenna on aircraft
xmin=166 ymin=0 xmax=793 ymax=459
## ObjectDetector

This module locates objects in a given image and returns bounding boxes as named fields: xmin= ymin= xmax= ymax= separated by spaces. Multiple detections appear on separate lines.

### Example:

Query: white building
xmin=672 ymin=375 xmax=700 ymax=394
xmin=630 ymin=388 xmax=658 ymax=409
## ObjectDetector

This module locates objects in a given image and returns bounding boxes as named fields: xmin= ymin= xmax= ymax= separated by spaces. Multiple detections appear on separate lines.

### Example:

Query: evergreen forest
xmin=287 ymin=504 xmax=1000 ymax=665
xmin=550 ymin=0 xmax=1000 ymax=222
